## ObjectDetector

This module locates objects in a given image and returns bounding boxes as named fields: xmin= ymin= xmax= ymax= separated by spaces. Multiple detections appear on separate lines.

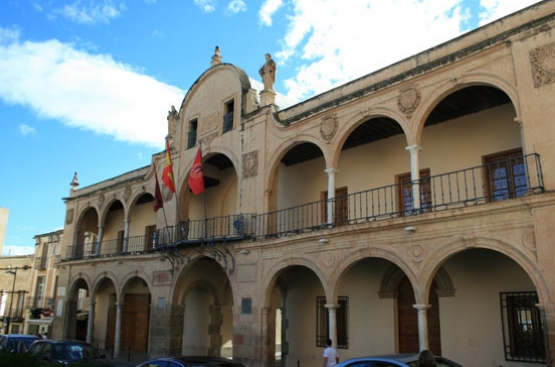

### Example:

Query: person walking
xmin=323 ymin=339 xmax=339 ymax=367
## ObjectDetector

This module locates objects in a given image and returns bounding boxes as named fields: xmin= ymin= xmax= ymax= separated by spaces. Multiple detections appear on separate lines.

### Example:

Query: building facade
xmin=51 ymin=2 xmax=555 ymax=367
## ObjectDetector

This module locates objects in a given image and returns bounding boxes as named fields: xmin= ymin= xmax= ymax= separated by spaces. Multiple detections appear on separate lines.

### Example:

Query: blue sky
xmin=0 ymin=0 xmax=543 ymax=255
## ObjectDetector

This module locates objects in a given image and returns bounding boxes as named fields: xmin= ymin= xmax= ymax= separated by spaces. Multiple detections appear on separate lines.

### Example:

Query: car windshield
xmin=53 ymin=343 xmax=102 ymax=360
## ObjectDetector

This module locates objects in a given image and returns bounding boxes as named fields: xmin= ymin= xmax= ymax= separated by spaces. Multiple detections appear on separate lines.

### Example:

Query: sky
xmin=0 ymin=0 xmax=544 ymax=256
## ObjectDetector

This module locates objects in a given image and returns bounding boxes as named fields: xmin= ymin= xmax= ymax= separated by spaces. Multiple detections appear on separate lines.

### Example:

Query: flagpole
xmin=153 ymin=164 xmax=170 ymax=245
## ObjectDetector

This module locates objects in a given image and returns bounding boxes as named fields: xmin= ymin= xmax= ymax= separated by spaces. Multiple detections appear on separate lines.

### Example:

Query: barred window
xmin=316 ymin=296 xmax=348 ymax=349
xmin=500 ymin=291 xmax=546 ymax=363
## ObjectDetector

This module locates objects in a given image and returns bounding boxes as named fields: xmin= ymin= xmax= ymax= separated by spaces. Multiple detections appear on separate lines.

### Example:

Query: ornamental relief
xmin=397 ymin=85 xmax=421 ymax=118
xmin=530 ymin=41 xmax=555 ymax=88
xmin=320 ymin=113 xmax=338 ymax=142
xmin=242 ymin=150 xmax=258 ymax=178
xmin=123 ymin=185 xmax=132 ymax=203
xmin=65 ymin=209 xmax=74 ymax=225
xmin=98 ymin=193 xmax=105 ymax=208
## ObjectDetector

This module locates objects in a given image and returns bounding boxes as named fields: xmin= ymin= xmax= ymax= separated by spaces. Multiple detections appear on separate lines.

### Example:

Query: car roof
xmin=144 ymin=356 xmax=244 ymax=366
xmin=3 ymin=334 xmax=39 ymax=338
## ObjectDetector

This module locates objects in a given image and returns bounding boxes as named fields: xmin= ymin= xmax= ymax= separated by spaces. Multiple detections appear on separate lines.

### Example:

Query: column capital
xmin=405 ymin=144 xmax=423 ymax=153
xmin=412 ymin=303 xmax=431 ymax=311
xmin=324 ymin=303 xmax=340 ymax=310
xmin=324 ymin=168 xmax=339 ymax=175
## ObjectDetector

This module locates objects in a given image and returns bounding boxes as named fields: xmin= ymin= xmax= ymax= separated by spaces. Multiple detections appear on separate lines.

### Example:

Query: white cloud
xmin=275 ymin=0 xmax=542 ymax=102
xmin=54 ymin=0 xmax=126 ymax=25
xmin=227 ymin=0 xmax=247 ymax=14
xmin=195 ymin=0 xmax=217 ymax=13
xmin=478 ymin=0 xmax=540 ymax=26
xmin=0 ymin=35 xmax=184 ymax=148
xmin=259 ymin=0 xmax=283 ymax=26
xmin=18 ymin=124 xmax=38 ymax=136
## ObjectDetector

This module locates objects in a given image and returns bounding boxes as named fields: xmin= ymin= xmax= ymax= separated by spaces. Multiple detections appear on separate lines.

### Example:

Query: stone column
xmin=413 ymin=303 xmax=431 ymax=351
xmin=123 ymin=219 xmax=130 ymax=253
xmin=325 ymin=169 xmax=338 ymax=226
xmin=406 ymin=145 xmax=423 ymax=213
xmin=114 ymin=302 xmax=122 ymax=358
xmin=95 ymin=225 xmax=103 ymax=257
xmin=260 ymin=307 xmax=276 ymax=367
xmin=86 ymin=299 xmax=95 ymax=343
xmin=325 ymin=304 xmax=338 ymax=347
xmin=209 ymin=305 xmax=222 ymax=356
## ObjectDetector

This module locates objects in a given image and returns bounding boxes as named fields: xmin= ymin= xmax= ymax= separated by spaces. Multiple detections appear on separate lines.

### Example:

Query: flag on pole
xmin=153 ymin=166 xmax=164 ymax=212
xmin=162 ymin=141 xmax=176 ymax=193
xmin=188 ymin=147 xmax=205 ymax=195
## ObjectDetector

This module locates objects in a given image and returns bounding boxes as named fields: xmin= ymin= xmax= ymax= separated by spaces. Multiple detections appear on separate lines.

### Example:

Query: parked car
xmin=0 ymin=334 xmax=40 ymax=353
xmin=28 ymin=339 xmax=116 ymax=366
xmin=134 ymin=356 xmax=246 ymax=367
xmin=334 ymin=353 xmax=464 ymax=367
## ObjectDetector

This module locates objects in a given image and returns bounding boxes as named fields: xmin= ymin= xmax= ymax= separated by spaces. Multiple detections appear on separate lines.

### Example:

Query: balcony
xmin=63 ymin=153 xmax=544 ymax=261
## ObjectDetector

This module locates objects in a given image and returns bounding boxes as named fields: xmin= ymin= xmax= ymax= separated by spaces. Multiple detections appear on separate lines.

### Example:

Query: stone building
xmin=51 ymin=1 xmax=555 ymax=367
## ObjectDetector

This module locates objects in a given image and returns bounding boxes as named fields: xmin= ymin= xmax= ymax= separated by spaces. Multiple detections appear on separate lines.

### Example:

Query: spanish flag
xmin=162 ymin=141 xmax=176 ymax=193
xmin=188 ymin=147 xmax=205 ymax=195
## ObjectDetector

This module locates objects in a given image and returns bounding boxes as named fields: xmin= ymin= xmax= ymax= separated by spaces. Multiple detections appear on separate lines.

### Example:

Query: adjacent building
xmin=49 ymin=2 xmax=555 ymax=367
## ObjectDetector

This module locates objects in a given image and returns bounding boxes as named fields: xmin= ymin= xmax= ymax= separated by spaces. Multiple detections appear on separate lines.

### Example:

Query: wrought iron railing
xmin=63 ymin=154 xmax=544 ymax=260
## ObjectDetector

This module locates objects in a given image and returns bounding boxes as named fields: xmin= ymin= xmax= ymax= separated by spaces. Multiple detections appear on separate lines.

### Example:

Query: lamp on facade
xmin=5 ymin=265 xmax=31 ymax=334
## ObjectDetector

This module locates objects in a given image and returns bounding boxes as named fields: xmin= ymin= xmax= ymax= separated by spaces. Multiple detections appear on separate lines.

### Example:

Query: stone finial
xmin=70 ymin=172 xmax=79 ymax=191
xmin=211 ymin=46 xmax=222 ymax=66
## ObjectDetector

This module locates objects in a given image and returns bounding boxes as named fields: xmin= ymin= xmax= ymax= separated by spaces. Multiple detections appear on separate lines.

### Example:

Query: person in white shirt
xmin=323 ymin=339 xmax=339 ymax=367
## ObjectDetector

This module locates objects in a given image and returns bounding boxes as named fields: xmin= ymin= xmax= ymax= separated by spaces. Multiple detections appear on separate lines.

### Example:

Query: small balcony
xmin=64 ymin=153 xmax=544 ymax=260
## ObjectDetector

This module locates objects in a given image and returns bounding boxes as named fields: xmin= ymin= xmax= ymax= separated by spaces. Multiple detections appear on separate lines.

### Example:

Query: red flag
xmin=162 ymin=141 xmax=176 ymax=193
xmin=188 ymin=147 xmax=205 ymax=195
xmin=153 ymin=166 xmax=163 ymax=212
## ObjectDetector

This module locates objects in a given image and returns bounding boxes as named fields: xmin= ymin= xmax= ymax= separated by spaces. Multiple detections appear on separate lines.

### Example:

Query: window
xmin=223 ymin=100 xmax=234 ymax=133
xmin=500 ymin=291 xmax=545 ymax=363
xmin=483 ymin=149 xmax=527 ymax=201
xmin=322 ymin=187 xmax=348 ymax=227
xmin=187 ymin=119 xmax=198 ymax=149
xmin=396 ymin=169 xmax=431 ymax=216
xmin=145 ymin=225 xmax=157 ymax=251
xmin=35 ymin=277 xmax=45 ymax=308
xmin=316 ymin=296 xmax=348 ymax=349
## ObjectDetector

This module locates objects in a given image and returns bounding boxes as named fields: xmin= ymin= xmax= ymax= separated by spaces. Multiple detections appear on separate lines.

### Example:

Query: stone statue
xmin=259 ymin=53 xmax=276 ymax=91
xmin=167 ymin=105 xmax=178 ymax=136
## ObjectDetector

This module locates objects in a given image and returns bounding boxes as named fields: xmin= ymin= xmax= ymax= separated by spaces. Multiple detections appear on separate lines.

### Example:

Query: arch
xmin=98 ymin=198 xmax=126 ymax=228
xmin=327 ymin=245 xmax=418 ymax=302
xmin=411 ymin=76 xmax=520 ymax=146
xmin=259 ymin=256 xmax=329 ymax=309
xmin=419 ymin=235 xmax=551 ymax=305
xmin=330 ymin=107 xmax=410 ymax=168
xmin=119 ymin=271 xmax=153 ymax=298
xmin=264 ymin=135 xmax=329 ymax=193
xmin=180 ymin=64 xmax=252 ymax=113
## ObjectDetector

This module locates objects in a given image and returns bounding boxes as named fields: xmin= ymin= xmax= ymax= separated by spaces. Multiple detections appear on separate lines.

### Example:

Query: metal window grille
xmin=500 ymin=291 xmax=546 ymax=363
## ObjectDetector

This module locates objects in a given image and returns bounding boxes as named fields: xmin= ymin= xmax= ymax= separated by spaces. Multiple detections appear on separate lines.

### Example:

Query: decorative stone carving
xmin=124 ymin=185 xmax=132 ymax=203
xmin=65 ymin=209 xmax=74 ymax=225
xmin=200 ymin=132 xmax=217 ymax=147
xmin=167 ymin=105 xmax=178 ymax=136
xmin=530 ymin=42 xmax=555 ymax=88
xmin=397 ymin=85 xmax=421 ymax=118
xmin=98 ymin=193 xmax=105 ymax=208
xmin=242 ymin=151 xmax=258 ymax=179
xmin=409 ymin=244 xmax=424 ymax=263
xmin=320 ymin=113 xmax=338 ymax=141
xmin=522 ymin=228 xmax=537 ymax=253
